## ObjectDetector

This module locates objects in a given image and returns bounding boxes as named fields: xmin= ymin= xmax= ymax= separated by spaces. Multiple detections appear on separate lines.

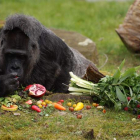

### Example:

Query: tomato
xmin=92 ymin=103 xmax=97 ymax=107
xmin=86 ymin=105 xmax=91 ymax=110
xmin=38 ymin=104 xmax=43 ymax=108
xmin=41 ymin=102 xmax=46 ymax=106
xmin=69 ymin=107 xmax=74 ymax=112
xmin=73 ymin=104 xmax=77 ymax=108
xmin=48 ymin=101 xmax=52 ymax=104
xmin=45 ymin=100 xmax=50 ymax=104
xmin=77 ymin=114 xmax=82 ymax=119
xmin=103 ymin=109 xmax=106 ymax=113
xmin=57 ymin=102 xmax=62 ymax=105
xmin=67 ymin=102 xmax=72 ymax=107
xmin=37 ymin=100 xmax=43 ymax=105
xmin=59 ymin=100 xmax=64 ymax=103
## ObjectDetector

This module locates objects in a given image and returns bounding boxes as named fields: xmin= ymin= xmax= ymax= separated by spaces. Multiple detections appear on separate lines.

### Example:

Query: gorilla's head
xmin=0 ymin=27 xmax=40 ymax=82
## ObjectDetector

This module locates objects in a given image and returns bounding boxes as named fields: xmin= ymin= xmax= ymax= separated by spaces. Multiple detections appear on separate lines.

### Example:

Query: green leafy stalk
xmin=68 ymin=60 xmax=140 ymax=112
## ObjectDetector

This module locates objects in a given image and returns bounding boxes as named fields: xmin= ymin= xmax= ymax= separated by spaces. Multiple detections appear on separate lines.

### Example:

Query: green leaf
xmin=113 ymin=69 xmax=121 ymax=84
xmin=0 ymin=97 xmax=4 ymax=102
xmin=135 ymin=65 xmax=140 ymax=71
xmin=113 ymin=60 xmax=125 ymax=84
xmin=119 ymin=68 xmax=135 ymax=84
xmin=119 ymin=59 xmax=125 ymax=70
xmin=129 ymin=87 xmax=133 ymax=97
xmin=115 ymin=86 xmax=127 ymax=102
xmin=114 ymin=102 xmax=122 ymax=111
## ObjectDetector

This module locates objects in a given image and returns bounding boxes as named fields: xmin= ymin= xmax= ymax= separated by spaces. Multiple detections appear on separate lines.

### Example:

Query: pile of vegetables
xmin=69 ymin=60 xmax=140 ymax=115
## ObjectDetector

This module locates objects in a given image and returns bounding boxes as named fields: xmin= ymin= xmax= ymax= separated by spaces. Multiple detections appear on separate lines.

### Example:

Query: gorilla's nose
xmin=10 ymin=66 xmax=20 ymax=72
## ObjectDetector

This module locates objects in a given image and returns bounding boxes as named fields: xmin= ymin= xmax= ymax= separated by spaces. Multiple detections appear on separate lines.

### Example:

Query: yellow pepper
xmin=74 ymin=102 xmax=84 ymax=111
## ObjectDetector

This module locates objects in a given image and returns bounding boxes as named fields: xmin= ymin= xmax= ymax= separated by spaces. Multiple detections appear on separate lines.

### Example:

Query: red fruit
xmin=137 ymin=115 xmax=140 ymax=119
xmin=77 ymin=114 xmax=82 ymax=119
xmin=29 ymin=84 xmax=46 ymax=98
xmin=59 ymin=100 xmax=64 ymax=103
xmin=103 ymin=109 xmax=106 ymax=113
xmin=24 ymin=85 xmax=32 ymax=91
xmin=57 ymin=102 xmax=62 ymax=105
xmin=86 ymin=105 xmax=91 ymax=110
xmin=25 ymin=100 xmax=33 ymax=105
xmin=127 ymin=97 xmax=131 ymax=101
xmin=124 ymin=107 xmax=128 ymax=111
xmin=31 ymin=105 xmax=41 ymax=112
xmin=69 ymin=107 xmax=74 ymax=112
xmin=137 ymin=104 xmax=140 ymax=108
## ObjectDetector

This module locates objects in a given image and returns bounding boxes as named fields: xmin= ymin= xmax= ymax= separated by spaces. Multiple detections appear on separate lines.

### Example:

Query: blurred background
xmin=0 ymin=0 xmax=136 ymax=73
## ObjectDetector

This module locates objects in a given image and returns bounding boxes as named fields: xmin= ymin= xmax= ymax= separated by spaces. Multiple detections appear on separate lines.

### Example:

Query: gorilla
xmin=0 ymin=14 xmax=97 ymax=97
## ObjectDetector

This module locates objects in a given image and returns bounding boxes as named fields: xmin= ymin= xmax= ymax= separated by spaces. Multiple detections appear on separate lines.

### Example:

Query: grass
xmin=0 ymin=0 xmax=140 ymax=139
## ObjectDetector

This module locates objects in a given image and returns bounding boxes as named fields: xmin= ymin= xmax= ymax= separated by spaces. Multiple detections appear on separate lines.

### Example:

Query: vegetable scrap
xmin=1 ymin=105 xmax=18 ymax=111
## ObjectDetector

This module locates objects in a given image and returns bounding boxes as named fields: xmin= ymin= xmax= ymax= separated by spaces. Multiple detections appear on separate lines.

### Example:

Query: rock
xmin=46 ymin=93 xmax=93 ymax=103
xmin=51 ymin=28 xmax=98 ymax=64
xmin=116 ymin=1 xmax=140 ymax=53
xmin=83 ymin=129 xmax=95 ymax=139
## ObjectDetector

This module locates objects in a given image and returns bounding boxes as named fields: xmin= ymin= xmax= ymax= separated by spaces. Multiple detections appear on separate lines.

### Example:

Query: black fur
xmin=0 ymin=14 xmax=97 ymax=96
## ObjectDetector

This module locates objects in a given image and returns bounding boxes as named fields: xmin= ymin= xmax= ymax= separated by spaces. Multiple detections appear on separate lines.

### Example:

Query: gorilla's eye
xmin=1 ymin=40 xmax=3 ymax=46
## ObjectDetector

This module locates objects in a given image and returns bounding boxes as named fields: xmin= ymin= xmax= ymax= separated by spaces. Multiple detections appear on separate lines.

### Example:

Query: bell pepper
xmin=74 ymin=102 xmax=84 ymax=111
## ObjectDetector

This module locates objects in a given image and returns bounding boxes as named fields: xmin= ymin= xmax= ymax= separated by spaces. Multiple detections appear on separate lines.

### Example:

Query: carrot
xmin=53 ymin=103 xmax=66 ymax=111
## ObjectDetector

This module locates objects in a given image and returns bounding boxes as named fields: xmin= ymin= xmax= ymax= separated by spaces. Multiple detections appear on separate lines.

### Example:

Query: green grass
xmin=0 ymin=0 xmax=140 ymax=139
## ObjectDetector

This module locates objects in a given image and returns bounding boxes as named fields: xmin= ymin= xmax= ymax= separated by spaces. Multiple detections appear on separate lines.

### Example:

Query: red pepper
xmin=31 ymin=105 xmax=41 ymax=112
xmin=24 ymin=85 xmax=32 ymax=91
xmin=59 ymin=100 xmax=64 ymax=103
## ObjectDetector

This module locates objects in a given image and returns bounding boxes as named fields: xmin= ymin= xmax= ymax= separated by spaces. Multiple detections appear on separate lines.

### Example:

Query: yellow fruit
xmin=37 ymin=100 xmax=42 ymax=105
xmin=92 ymin=103 xmax=97 ymax=107
xmin=48 ymin=101 xmax=52 ymax=104
xmin=38 ymin=104 xmax=43 ymax=108
xmin=1 ymin=105 xmax=18 ymax=111
xmin=67 ymin=102 xmax=72 ymax=107
xmin=74 ymin=102 xmax=84 ymax=111
xmin=73 ymin=104 xmax=77 ymax=108
xmin=45 ymin=99 xmax=50 ymax=104
xmin=42 ymin=102 xmax=46 ymax=106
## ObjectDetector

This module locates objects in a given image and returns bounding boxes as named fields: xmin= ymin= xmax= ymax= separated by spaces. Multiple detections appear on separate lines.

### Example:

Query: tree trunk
xmin=116 ymin=0 xmax=140 ymax=53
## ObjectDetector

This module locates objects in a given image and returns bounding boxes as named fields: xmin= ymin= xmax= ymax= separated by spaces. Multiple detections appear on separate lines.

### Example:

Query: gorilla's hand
xmin=0 ymin=73 xmax=19 ymax=96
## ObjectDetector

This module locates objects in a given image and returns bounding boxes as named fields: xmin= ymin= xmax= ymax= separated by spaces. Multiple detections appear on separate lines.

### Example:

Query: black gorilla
xmin=0 ymin=14 xmax=97 ymax=97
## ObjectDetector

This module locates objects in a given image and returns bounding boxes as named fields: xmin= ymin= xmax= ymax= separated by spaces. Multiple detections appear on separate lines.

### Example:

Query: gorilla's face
xmin=1 ymin=28 xmax=30 ymax=82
